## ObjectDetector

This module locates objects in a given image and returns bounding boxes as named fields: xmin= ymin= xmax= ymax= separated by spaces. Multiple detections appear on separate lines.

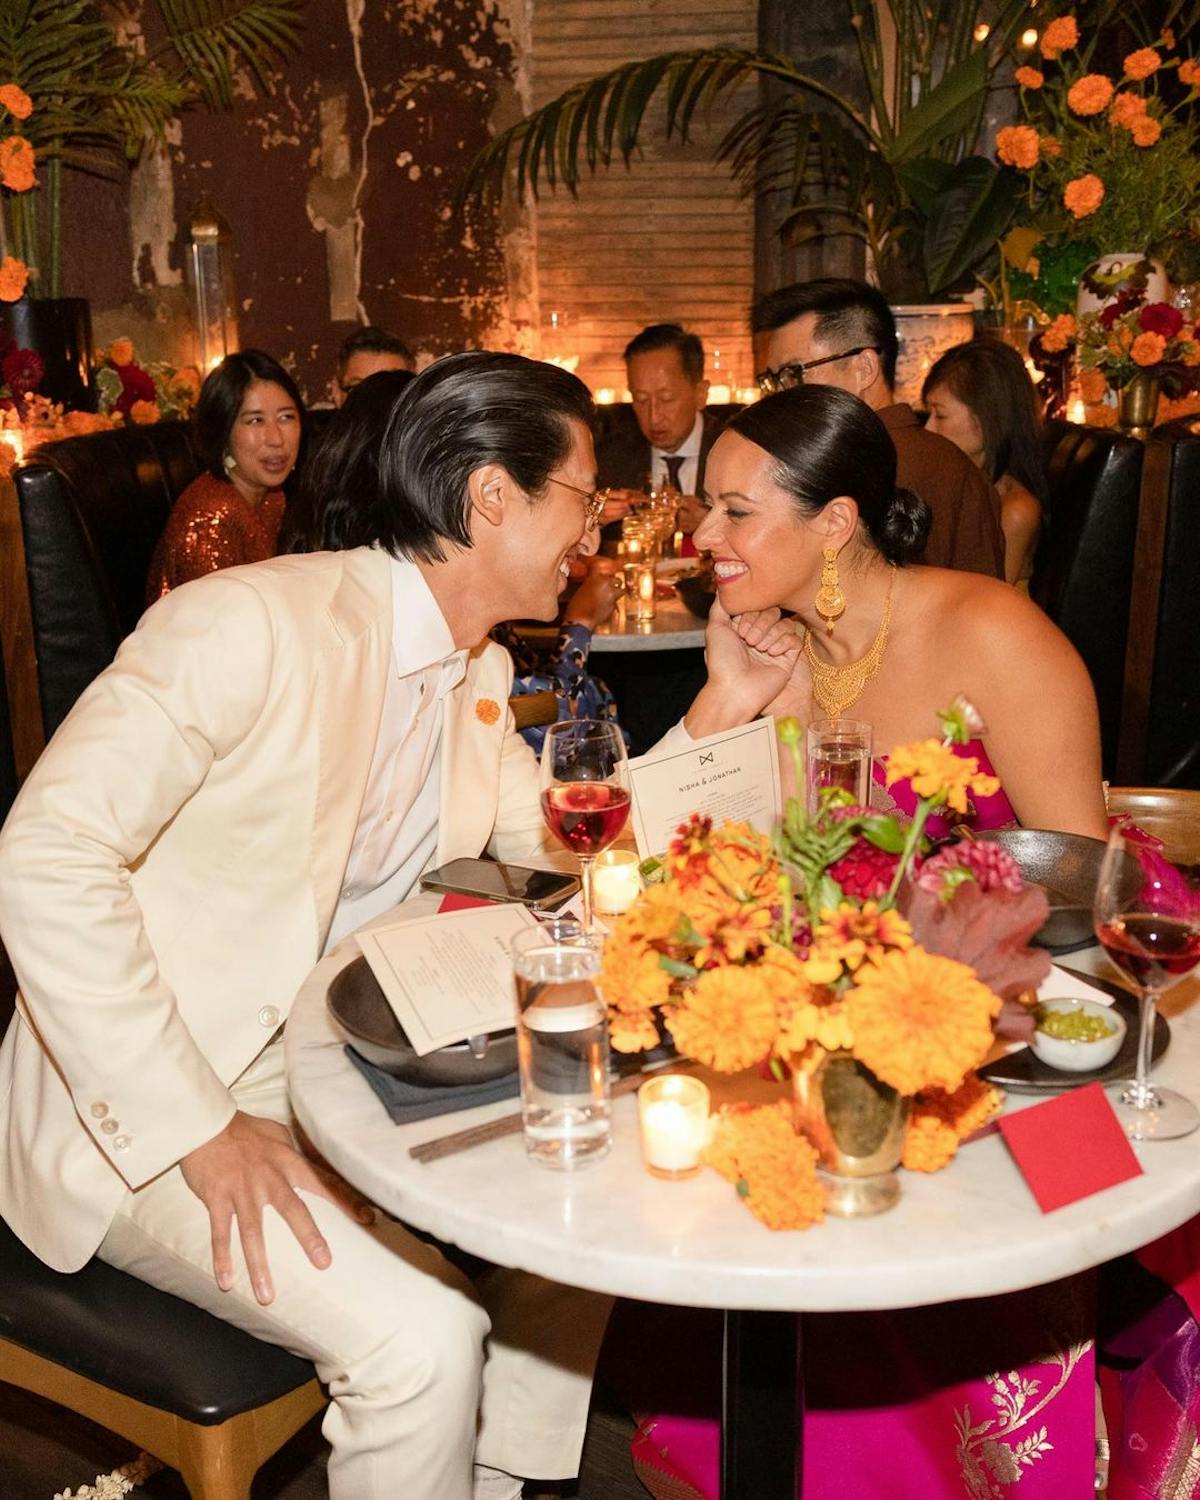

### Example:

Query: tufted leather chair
xmin=1032 ymin=420 xmax=1146 ymax=778
xmin=12 ymin=420 xmax=200 ymax=743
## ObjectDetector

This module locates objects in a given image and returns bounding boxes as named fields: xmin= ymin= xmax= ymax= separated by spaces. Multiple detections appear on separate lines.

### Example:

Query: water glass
xmin=510 ymin=919 xmax=611 ymax=1168
xmin=806 ymin=718 xmax=872 ymax=812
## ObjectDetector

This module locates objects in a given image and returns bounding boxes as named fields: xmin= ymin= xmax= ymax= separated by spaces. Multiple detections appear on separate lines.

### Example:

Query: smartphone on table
xmin=420 ymin=857 xmax=579 ymax=911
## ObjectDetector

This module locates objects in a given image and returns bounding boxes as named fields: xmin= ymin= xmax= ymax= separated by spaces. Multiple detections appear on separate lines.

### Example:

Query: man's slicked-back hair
xmin=751 ymin=278 xmax=899 ymax=388
xmin=353 ymin=351 xmax=594 ymax=564
xmin=622 ymin=322 xmax=705 ymax=383
xmin=336 ymin=324 xmax=415 ymax=378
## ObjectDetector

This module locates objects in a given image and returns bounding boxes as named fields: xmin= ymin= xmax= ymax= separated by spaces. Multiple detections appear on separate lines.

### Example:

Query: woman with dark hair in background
xmin=923 ymin=339 xmax=1046 ymax=587
xmin=677 ymin=384 xmax=1103 ymax=836
xmin=289 ymin=367 xmax=626 ymax=753
xmin=146 ymin=349 xmax=305 ymax=600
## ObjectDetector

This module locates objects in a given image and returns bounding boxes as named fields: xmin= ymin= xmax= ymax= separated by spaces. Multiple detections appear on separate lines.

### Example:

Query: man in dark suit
xmin=596 ymin=323 xmax=728 ymax=538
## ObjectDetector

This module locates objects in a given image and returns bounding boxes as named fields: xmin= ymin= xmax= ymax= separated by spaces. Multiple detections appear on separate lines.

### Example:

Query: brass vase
xmin=792 ymin=1051 xmax=911 ymax=1217
xmin=1117 ymin=373 xmax=1161 ymax=438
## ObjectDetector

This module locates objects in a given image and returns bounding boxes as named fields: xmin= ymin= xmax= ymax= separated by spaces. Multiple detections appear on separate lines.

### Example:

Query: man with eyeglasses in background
xmin=332 ymin=324 xmax=416 ymax=406
xmin=752 ymin=278 xmax=1005 ymax=577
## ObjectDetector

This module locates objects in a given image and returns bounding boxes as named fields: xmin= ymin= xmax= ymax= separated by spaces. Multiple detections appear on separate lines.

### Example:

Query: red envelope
xmin=998 ymin=1082 xmax=1143 ymax=1212
xmin=437 ymin=893 xmax=495 ymax=914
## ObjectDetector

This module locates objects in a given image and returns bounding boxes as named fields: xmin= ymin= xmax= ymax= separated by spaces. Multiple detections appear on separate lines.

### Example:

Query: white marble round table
xmin=285 ymin=914 xmax=1200 ymax=1495
xmin=588 ymin=591 xmax=707 ymax=652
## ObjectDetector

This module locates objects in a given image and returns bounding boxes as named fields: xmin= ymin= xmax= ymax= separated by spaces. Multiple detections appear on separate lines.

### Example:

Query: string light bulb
xmin=1019 ymin=27 xmax=1039 ymax=48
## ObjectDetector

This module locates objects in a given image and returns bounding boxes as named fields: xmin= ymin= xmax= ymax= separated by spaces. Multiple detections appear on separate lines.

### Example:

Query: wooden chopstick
xmin=409 ymin=1068 xmax=655 ymax=1164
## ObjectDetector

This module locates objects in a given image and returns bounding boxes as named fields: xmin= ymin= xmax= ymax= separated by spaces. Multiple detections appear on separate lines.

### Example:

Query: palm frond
xmin=154 ymin=0 xmax=305 ymax=108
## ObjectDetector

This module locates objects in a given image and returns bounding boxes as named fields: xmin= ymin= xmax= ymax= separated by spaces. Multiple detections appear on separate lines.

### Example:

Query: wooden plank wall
xmin=530 ymin=0 xmax=759 ymax=394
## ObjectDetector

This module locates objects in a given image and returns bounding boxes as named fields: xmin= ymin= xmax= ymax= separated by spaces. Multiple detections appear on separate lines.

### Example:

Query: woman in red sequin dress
xmin=146 ymin=350 xmax=304 ymax=600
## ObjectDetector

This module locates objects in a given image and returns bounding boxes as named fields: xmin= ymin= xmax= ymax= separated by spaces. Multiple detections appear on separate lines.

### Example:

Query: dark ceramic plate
xmin=327 ymin=955 xmax=518 ymax=1085
xmin=972 ymin=829 xmax=1140 ymax=955
xmin=979 ymin=968 xmax=1169 ymax=1093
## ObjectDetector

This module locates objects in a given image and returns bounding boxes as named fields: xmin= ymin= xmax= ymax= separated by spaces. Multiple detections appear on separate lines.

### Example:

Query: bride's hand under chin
xmin=683 ymin=596 xmax=802 ymax=736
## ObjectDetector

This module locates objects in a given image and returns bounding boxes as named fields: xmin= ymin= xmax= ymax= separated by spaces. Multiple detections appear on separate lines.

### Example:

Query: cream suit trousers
xmin=97 ymin=1040 xmax=612 ymax=1499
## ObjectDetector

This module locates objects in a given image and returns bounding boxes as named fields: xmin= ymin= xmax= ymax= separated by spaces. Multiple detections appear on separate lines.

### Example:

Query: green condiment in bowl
xmin=1034 ymin=1003 xmax=1116 ymax=1043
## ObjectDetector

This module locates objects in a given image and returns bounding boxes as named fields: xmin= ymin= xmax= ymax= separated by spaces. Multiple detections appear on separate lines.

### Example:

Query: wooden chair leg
xmin=174 ymin=1414 xmax=257 ymax=1500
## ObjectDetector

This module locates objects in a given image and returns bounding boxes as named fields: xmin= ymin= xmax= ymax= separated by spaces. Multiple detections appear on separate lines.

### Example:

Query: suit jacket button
xmin=90 ymin=1102 xmax=109 ymax=1118
xmin=258 ymin=1005 xmax=281 ymax=1028
xmin=112 ymin=1135 xmax=131 ymax=1151
xmin=100 ymin=1118 xmax=119 ymax=1135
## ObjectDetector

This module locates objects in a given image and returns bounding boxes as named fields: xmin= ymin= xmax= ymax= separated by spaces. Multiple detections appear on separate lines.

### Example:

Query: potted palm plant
xmin=461 ymin=0 xmax=1033 ymax=309
xmin=0 ymin=0 xmax=305 ymax=409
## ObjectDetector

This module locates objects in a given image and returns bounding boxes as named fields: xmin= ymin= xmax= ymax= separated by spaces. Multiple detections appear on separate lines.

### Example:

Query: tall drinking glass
xmin=805 ymin=718 xmax=872 ymax=812
xmin=540 ymin=719 xmax=631 ymax=929
xmin=511 ymin=918 xmax=611 ymax=1167
xmin=1093 ymin=828 xmax=1200 ymax=1140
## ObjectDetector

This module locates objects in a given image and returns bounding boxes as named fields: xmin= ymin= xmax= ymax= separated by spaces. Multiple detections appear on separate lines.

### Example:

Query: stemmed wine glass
xmin=1093 ymin=827 xmax=1200 ymax=1140
xmin=540 ymin=719 xmax=631 ymax=930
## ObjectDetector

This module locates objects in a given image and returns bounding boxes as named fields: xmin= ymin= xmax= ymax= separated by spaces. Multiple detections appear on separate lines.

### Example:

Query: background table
xmin=286 ymin=918 xmax=1200 ymax=1494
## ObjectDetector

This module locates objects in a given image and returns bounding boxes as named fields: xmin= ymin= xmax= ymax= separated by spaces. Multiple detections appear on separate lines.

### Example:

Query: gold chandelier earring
xmin=814 ymin=545 xmax=846 ymax=637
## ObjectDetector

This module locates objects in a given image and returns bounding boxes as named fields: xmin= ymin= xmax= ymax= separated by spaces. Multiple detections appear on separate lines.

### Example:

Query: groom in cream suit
xmin=0 ymin=353 xmax=613 ymax=1500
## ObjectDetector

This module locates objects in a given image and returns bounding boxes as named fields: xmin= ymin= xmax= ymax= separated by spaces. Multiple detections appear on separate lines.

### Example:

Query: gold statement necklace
xmin=804 ymin=565 xmax=897 ymax=718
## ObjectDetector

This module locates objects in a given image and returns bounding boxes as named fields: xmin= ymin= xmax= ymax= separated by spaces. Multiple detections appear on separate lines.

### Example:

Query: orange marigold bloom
xmin=884 ymin=738 xmax=1000 ymax=815
xmin=903 ymin=1077 xmax=1002 ymax=1172
xmin=0 ymin=134 xmax=35 ymax=192
xmin=1063 ymin=173 xmax=1104 ymax=218
xmin=1109 ymin=90 xmax=1148 ymax=127
xmin=130 ymin=399 xmax=160 ymax=425
xmin=1180 ymin=59 xmax=1200 ymax=89
xmin=1078 ymin=368 xmax=1108 ymax=402
xmin=1039 ymin=134 xmax=1062 ymax=158
xmin=171 ymin=365 xmax=203 ymax=401
xmin=0 ymin=84 xmax=32 ymax=120
xmin=668 ymin=964 xmax=779 ymax=1073
xmin=846 ymin=947 xmax=1000 ymax=1097
xmin=995 ymin=124 xmax=1039 ymax=169
xmin=1014 ymin=66 xmax=1044 ymax=89
xmin=1085 ymin=402 xmax=1118 ymax=429
xmin=1123 ymin=47 xmax=1161 ymax=80
xmin=704 ymin=1104 xmax=825 ymax=1231
xmin=1108 ymin=325 xmax=1134 ymax=356
xmin=1180 ymin=340 xmax=1200 ymax=367
xmin=1040 ymin=15 xmax=1080 ymax=59
xmin=108 ymin=337 xmax=135 ymax=367
xmin=474 ymin=697 xmax=500 ymax=725
xmin=1040 ymin=313 xmax=1076 ymax=353
xmin=1131 ymin=331 xmax=1166 ymax=366
xmin=1131 ymin=116 xmax=1162 ymax=147
xmin=901 ymin=1113 xmax=959 ymax=1173
xmin=0 ymin=255 xmax=28 ymax=301
xmin=1067 ymin=73 xmax=1114 ymax=115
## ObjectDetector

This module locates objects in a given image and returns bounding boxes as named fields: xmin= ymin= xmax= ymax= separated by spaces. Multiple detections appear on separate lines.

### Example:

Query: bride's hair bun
xmin=878 ymin=486 xmax=931 ymax=564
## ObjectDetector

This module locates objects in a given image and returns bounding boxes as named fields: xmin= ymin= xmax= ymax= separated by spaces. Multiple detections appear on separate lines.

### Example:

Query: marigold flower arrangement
xmin=600 ymin=700 xmax=1049 ymax=1230
xmin=1075 ymin=292 xmax=1200 ymax=400
xmin=95 ymin=340 xmax=202 ymax=425
xmin=996 ymin=16 xmax=1200 ymax=265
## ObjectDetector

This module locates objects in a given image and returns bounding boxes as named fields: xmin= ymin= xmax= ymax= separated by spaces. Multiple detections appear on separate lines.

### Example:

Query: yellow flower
xmin=903 ymin=1077 xmax=1002 ymax=1172
xmin=1131 ymin=331 xmax=1166 ymax=367
xmin=704 ymin=1103 xmax=825 ymax=1231
xmin=777 ymin=987 xmax=854 ymax=1055
xmin=1067 ymin=74 xmax=1114 ymax=115
xmin=609 ymin=1009 xmax=662 ymax=1054
xmin=0 ymin=84 xmax=32 ymax=120
xmin=809 ymin=902 xmax=912 ymax=974
xmin=995 ymin=125 xmax=1039 ymax=169
xmin=1040 ymin=313 xmax=1076 ymax=353
xmin=1039 ymin=15 xmax=1080 ymax=59
xmin=1123 ymin=47 xmax=1161 ymax=80
xmin=884 ymin=738 xmax=1000 ymax=815
xmin=846 ymin=947 xmax=1001 ymax=1097
xmin=1014 ymin=66 xmax=1044 ymax=89
xmin=668 ymin=964 xmax=779 ymax=1073
xmin=1063 ymin=173 xmax=1104 ymax=219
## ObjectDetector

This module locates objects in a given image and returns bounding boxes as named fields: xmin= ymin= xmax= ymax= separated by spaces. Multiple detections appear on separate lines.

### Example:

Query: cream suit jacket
xmin=0 ymin=547 xmax=548 ymax=1271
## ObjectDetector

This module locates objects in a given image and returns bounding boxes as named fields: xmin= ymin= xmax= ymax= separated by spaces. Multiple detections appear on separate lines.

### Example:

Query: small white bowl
xmin=1029 ymin=996 xmax=1127 ymax=1073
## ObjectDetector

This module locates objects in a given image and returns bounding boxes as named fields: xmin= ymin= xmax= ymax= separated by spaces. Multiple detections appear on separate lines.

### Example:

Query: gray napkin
xmin=345 ymin=1045 xmax=519 ymax=1124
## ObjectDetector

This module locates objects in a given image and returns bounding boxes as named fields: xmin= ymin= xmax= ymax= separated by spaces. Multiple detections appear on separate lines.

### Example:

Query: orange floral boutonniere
xmin=474 ymin=697 xmax=501 ymax=726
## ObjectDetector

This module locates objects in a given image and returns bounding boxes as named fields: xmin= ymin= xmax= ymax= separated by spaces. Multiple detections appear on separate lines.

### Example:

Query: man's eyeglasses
xmin=548 ymin=475 xmax=606 ymax=528
xmin=756 ymin=346 xmax=879 ymax=395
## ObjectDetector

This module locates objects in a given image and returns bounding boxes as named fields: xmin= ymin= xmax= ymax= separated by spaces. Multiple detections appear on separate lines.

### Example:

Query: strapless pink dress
xmin=875 ymin=738 xmax=1017 ymax=835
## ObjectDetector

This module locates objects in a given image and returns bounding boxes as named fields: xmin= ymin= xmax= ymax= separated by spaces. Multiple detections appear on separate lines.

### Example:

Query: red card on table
xmin=998 ymin=1082 xmax=1143 ymax=1212
xmin=437 ymin=893 xmax=495 ymax=914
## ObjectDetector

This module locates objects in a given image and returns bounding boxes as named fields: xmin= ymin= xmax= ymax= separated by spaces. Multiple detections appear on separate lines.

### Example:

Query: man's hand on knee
xmin=181 ymin=1110 xmax=371 ymax=1305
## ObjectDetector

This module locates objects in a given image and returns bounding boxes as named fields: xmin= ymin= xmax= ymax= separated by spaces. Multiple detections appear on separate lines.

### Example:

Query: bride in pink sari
xmin=615 ymin=384 xmax=1110 ymax=1498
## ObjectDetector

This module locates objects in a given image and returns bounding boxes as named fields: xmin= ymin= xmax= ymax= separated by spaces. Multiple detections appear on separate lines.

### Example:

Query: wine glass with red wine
xmin=1093 ymin=827 xmax=1200 ymax=1140
xmin=540 ymin=719 xmax=631 ymax=930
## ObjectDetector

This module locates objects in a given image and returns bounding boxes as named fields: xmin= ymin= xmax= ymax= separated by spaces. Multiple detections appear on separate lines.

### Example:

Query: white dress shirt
xmin=324 ymin=555 xmax=467 ymax=952
xmin=650 ymin=411 xmax=704 ymax=497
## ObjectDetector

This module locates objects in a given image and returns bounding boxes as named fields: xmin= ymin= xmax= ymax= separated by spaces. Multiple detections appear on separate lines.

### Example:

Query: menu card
xmin=356 ymin=904 xmax=538 ymax=1055
xmin=998 ymin=1082 xmax=1143 ymax=1212
xmin=627 ymin=719 xmax=782 ymax=859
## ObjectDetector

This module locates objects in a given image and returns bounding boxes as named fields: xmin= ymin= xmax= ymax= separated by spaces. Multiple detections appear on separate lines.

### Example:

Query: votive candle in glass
xmin=638 ymin=1074 xmax=711 ymax=1179
xmin=591 ymin=849 xmax=641 ymax=915
xmin=633 ymin=562 xmax=657 ymax=623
